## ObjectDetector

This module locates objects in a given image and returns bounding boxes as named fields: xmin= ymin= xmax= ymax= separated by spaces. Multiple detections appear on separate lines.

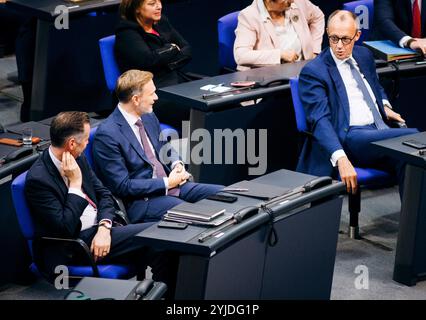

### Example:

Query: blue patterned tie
xmin=346 ymin=59 xmax=388 ymax=130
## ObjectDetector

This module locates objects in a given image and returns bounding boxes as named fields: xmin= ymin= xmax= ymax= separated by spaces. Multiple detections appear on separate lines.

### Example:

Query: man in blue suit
xmin=373 ymin=0 xmax=426 ymax=54
xmin=93 ymin=70 xmax=223 ymax=223
xmin=297 ymin=10 xmax=418 ymax=195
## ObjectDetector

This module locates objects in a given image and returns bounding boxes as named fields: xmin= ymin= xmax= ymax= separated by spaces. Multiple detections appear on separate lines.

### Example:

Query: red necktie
xmin=412 ymin=0 xmax=422 ymax=38
xmin=83 ymin=189 xmax=97 ymax=209
xmin=135 ymin=119 xmax=180 ymax=197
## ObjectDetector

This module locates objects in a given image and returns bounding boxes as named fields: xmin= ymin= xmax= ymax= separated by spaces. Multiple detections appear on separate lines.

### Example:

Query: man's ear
xmin=65 ymin=137 xmax=75 ymax=152
xmin=355 ymin=30 xmax=361 ymax=42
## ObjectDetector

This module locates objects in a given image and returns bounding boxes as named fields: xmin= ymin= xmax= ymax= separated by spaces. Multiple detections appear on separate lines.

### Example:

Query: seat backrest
xmin=84 ymin=126 xmax=98 ymax=170
xmin=218 ymin=11 xmax=240 ymax=71
xmin=289 ymin=77 xmax=308 ymax=133
xmin=342 ymin=0 xmax=374 ymax=44
xmin=11 ymin=171 xmax=35 ymax=258
xmin=99 ymin=35 xmax=120 ymax=92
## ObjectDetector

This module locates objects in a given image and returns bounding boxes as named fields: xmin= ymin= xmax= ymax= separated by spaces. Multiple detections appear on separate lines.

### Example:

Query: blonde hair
xmin=115 ymin=70 xmax=154 ymax=103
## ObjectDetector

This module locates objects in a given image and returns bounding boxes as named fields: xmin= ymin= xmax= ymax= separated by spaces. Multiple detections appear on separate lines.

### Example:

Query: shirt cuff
xmin=163 ymin=177 xmax=169 ymax=195
xmin=399 ymin=36 xmax=412 ymax=48
xmin=68 ymin=187 xmax=86 ymax=199
xmin=382 ymin=99 xmax=392 ymax=109
xmin=171 ymin=160 xmax=184 ymax=170
xmin=330 ymin=149 xmax=347 ymax=167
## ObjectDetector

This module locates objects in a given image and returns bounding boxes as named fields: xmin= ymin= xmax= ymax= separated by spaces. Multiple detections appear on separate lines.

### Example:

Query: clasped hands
xmin=168 ymin=162 xmax=191 ymax=189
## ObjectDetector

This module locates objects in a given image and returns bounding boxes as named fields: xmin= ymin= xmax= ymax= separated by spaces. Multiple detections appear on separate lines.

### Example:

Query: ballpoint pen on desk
xmin=221 ymin=188 xmax=249 ymax=192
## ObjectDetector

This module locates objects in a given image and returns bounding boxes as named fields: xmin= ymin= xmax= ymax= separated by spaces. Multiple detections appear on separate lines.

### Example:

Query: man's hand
xmin=91 ymin=227 xmax=111 ymax=262
xmin=337 ymin=156 xmax=358 ymax=194
xmin=409 ymin=38 xmax=426 ymax=55
xmin=173 ymin=162 xmax=185 ymax=174
xmin=168 ymin=168 xmax=190 ymax=189
xmin=61 ymin=151 xmax=82 ymax=189
xmin=384 ymin=106 xmax=405 ymax=123
xmin=281 ymin=50 xmax=299 ymax=63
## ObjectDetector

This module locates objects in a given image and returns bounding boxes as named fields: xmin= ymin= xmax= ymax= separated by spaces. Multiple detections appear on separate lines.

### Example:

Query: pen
xmin=221 ymin=188 xmax=249 ymax=192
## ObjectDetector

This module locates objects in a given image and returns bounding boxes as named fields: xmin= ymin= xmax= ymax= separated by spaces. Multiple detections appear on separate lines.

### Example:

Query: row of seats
xmin=8 ymin=0 xmax=381 ymax=284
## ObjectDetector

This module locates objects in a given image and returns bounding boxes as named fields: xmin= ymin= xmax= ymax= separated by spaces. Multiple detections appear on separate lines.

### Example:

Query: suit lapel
xmin=141 ymin=115 xmax=160 ymax=155
xmin=78 ymin=157 xmax=97 ymax=205
xmin=324 ymin=49 xmax=350 ymax=123
xmin=113 ymin=108 xmax=151 ymax=165
xmin=264 ymin=19 xmax=280 ymax=48
xmin=42 ymin=150 xmax=68 ymax=200
xmin=352 ymin=49 xmax=387 ymax=118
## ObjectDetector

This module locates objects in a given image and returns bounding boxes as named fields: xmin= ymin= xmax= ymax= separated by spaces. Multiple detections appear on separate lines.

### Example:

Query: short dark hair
xmin=327 ymin=10 xmax=358 ymax=28
xmin=116 ymin=70 xmax=154 ymax=103
xmin=120 ymin=0 xmax=145 ymax=21
xmin=50 ymin=111 xmax=90 ymax=147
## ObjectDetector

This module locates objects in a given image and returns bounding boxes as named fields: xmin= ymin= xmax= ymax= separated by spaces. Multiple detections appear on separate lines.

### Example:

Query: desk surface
xmin=135 ymin=169 xmax=344 ymax=256
xmin=7 ymin=0 xmax=120 ymax=20
xmin=158 ymin=60 xmax=309 ymax=111
xmin=372 ymin=131 xmax=426 ymax=169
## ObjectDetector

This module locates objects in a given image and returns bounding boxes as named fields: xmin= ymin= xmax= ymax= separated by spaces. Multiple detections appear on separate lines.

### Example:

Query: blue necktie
xmin=346 ymin=59 xmax=388 ymax=130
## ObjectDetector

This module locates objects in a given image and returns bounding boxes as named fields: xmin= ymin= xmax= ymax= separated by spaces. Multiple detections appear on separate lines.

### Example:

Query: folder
xmin=363 ymin=40 xmax=421 ymax=62
xmin=166 ymin=202 xmax=226 ymax=222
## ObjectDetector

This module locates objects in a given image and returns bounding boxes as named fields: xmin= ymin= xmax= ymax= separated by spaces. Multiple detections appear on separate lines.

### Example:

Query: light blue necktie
xmin=346 ymin=59 xmax=388 ymax=130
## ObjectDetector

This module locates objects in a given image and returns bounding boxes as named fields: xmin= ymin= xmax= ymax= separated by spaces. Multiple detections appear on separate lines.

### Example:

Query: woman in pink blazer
xmin=234 ymin=0 xmax=324 ymax=70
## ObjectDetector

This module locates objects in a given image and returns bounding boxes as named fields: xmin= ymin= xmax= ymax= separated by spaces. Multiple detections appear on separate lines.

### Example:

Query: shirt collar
xmin=257 ymin=0 xmax=297 ymax=22
xmin=257 ymin=0 xmax=271 ymax=22
xmin=118 ymin=103 xmax=141 ymax=127
xmin=48 ymin=146 xmax=62 ymax=174
xmin=329 ymin=48 xmax=355 ymax=67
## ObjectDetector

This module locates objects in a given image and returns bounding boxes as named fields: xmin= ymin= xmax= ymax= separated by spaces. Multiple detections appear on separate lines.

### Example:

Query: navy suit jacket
xmin=296 ymin=46 xmax=389 ymax=177
xmin=373 ymin=0 xmax=426 ymax=43
xmin=25 ymin=150 xmax=116 ymax=239
xmin=92 ymin=107 xmax=180 ymax=201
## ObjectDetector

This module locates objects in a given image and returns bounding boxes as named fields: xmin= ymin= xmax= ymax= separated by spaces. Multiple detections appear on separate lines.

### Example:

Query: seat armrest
xmin=389 ymin=120 xmax=407 ymax=128
xmin=141 ymin=281 xmax=168 ymax=300
xmin=35 ymin=237 xmax=99 ymax=279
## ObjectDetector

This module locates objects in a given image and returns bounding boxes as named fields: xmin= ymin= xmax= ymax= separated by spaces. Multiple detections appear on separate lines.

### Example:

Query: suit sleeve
xmin=305 ymin=0 xmax=325 ymax=54
xmin=234 ymin=10 xmax=281 ymax=67
xmin=25 ymin=175 xmax=87 ymax=238
xmin=163 ymin=16 xmax=192 ymax=70
xmin=299 ymin=65 xmax=344 ymax=156
xmin=79 ymin=156 xmax=116 ymax=223
xmin=93 ymin=129 xmax=167 ymax=199
xmin=374 ymin=0 xmax=407 ymax=44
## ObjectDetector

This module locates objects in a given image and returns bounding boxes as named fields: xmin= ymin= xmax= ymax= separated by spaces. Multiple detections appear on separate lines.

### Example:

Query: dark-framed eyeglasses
xmin=328 ymin=31 xmax=358 ymax=45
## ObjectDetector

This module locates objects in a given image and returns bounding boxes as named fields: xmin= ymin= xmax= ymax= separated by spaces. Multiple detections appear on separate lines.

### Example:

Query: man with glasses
xmin=296 ymin=10 xmax=418 ymax=196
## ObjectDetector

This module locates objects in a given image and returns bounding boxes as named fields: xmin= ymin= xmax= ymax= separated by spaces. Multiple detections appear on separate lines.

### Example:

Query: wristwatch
xmin=98 ymin=221 xmax=112 ymax=230
xmin=404 ymin=38 xmax=415 ymax=49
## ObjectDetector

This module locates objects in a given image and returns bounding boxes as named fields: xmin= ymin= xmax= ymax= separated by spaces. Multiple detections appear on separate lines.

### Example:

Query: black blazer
xmin=115 ymin=15 xmax=192 ymax=88
xmin=25 ymin=150 xmax=116 ymax=239
xmin=373 ymin=0 xmax=426 ymax=43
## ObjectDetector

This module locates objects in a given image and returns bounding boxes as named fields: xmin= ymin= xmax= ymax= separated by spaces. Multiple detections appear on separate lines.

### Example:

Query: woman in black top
xmin=115 ymin=0 xmax=192 ymax=88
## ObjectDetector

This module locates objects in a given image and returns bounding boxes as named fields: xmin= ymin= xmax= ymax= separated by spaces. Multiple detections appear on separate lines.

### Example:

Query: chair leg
xmin=348 ymin=188 xmax=361 ymax=239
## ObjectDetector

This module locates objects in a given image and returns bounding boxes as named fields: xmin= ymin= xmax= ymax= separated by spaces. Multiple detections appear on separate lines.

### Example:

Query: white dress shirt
xmin=118 ymin=105 xmax=181 ymax=192
xmin=329 ymin=50 xmax=390 ymax=166
xmin=399 ymin=0 xmax=422 ymax=47
xmin=257 ymin=0 xmax=303 ymax=60
xmin=48 ymin=147 xmax=98 ymax=231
